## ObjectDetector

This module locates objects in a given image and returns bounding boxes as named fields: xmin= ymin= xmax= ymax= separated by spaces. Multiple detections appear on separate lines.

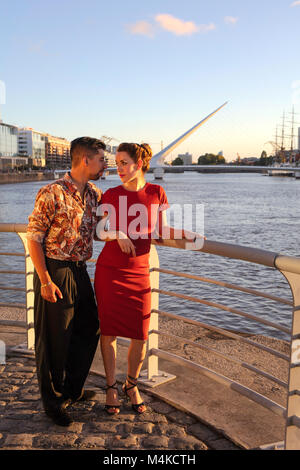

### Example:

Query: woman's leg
xmin=125 ymin=339 xmax=147 ymax=412
xmin=100 ymin=335 xmax=120 ymax=411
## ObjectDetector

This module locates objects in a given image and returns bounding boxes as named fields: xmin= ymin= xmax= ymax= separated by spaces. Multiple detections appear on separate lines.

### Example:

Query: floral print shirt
xmin=26 ymin=172 xmax=102 ymax=261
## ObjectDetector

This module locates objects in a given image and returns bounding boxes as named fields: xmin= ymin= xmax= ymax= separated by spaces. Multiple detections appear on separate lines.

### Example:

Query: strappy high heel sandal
xmin=104 ymin=382 xmax=120 ymax=415
xmin=122 ymin=375 xmax=147 ymax=414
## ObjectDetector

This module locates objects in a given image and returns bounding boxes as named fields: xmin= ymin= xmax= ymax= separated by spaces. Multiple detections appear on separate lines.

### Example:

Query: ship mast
xmin=286 ymin=106 xmax=299 ymax=165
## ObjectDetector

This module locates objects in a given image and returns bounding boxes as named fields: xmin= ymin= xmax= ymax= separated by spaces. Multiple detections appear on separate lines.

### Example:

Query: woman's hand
xmin=41 ymin=281 xmax=63 ymax=303
xmin=117 ymin=232 xmax=136 ymax=257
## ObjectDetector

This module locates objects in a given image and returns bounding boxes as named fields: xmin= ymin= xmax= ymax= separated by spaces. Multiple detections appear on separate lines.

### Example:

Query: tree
xmin=255 ymin=151 xmax=273 ymax=166
xmin=197 ymin=153 xmax=226 ymax=165
xmin=171 ymin=157 xmax=183 ymax=166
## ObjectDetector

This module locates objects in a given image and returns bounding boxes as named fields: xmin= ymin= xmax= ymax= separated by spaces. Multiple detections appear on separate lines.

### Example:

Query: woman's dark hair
xmin=70 ymin=137 xmax=106 ymax=166
xmin=117 ymin=143 xmax=152 ymax=173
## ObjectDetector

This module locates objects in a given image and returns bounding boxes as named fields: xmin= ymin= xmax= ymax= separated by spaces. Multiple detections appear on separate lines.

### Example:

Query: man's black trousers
xmin=33 ymin=257 xmax=100 ymax=411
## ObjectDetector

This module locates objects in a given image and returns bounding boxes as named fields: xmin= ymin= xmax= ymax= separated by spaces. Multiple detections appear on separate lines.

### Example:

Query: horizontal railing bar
xmin=2 ymin=223 xmax=300 ymax=275
xmin=0 ymin=270 xmax=26 ymax=275
xmin=152 ymin=309 xmax=290 ymax=361
xmin=0 ymin=252 xmax=25 ymax=257
xmin=0 ymin=319 xmax=27 ymax=328
xmin=151 ymin=329 xmax=287 ymax=388
xmin=0 ymin=286 xmax=26 ymax=292
xmin=151 ymin=267 xmax=292 ymax=306
xmin=0 ymin=302 xmax=26 ymax=309
xmin=151 ymin=348 xmax=286 ymax=418
xmin=153 ymin=288 xmax=291 ymax=334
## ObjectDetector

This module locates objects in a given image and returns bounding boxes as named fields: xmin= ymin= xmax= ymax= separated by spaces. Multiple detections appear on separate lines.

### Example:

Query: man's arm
xmin=27 ymin=239 xmax=63 ymax=303
xmin=27 ymin=187 xmax=62 ymax=303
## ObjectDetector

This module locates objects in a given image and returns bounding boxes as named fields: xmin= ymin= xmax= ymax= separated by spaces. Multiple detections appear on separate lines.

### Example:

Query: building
xmin=298 ymin=127 xmax=300 ymax=151
xmin=18 ymin=128 xmax=46 ymax=167
xmin=104 ymin=144 xmax=117 ymax=168
xmin=0 ymin=122 xmax=28 ymax=171
xmin=45 ymin=134 xmax=71 ymax=169
xmin=178 ymin=152 xmax=193 ymax=165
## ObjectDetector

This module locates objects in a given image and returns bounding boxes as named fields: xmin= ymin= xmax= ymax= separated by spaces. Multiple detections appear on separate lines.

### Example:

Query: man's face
xmin=87 ymin=150 xmax=107 ymax=180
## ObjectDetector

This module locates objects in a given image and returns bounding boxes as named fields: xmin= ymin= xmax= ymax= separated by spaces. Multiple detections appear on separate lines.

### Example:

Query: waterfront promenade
xmin=0 ymin=306 xmax=287 ymax=451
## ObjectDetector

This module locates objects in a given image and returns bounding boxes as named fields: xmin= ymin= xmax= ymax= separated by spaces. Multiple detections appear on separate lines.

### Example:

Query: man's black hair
xmin=70 ymin=137 xmax=106 ymax=165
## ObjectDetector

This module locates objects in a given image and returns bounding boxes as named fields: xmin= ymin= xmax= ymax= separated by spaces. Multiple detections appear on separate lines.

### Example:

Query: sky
xmin=0 ymin=0 xmax=300 ymax=162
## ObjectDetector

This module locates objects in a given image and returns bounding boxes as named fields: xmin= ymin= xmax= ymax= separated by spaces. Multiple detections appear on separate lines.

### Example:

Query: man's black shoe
xmin=45 ymin=407 xmax=73 ymax=427
xmin=64 ymin=389 xmax=97 ymax=405
xmin=78 ymin=390 xmax=97 ymax=402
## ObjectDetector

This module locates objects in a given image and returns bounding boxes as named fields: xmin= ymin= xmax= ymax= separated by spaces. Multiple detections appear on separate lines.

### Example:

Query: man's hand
xmin=41 ymin=281 xmax=63 ymax=303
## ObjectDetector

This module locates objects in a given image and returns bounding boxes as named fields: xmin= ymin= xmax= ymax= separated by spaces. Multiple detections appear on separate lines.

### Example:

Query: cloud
xmin=128 ymin=14 xmax=216 ymax=38
xmin=127 ymin=20 xmax=155 ymax=38
xmin=224 ymin=16 xmax=239 ymax=25
xmin=290 ymin=0 xmax=300 ymax=5
xmin=155 ymin=14 xmax=216 ymax=36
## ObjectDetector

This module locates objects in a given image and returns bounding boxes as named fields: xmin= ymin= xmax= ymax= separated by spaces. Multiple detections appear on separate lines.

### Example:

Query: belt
xmin=46 ymin=257 xmax=87 ymax=269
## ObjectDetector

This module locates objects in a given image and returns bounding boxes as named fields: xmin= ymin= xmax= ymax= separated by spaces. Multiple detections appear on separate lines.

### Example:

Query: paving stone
xmin=11 ymin=373 xmax=34 ymax=379
xmin=77 ymin=436 xmax=106 ymax=448
xmin=4 ymin=410 xmax=37 ymax=418
xmin=153 ymin=423 xmax=186 ymax=437
xmin=33 ymin=434 xmax=77 ymax=449
xmin=208 ymin=438 xmax=240 ymax=450
xmin=187 ymin=422 xmax=221 ymax=442
xmin=4 ymin=434 xmax=33 ymax=448
xmin=138 ymin=411 xmax=168 ymax=424
xmin=149 ymin=401 xmax=174 ymax=414
xmin=141 ymin=435 xmax=169 ymax=449
xmin=0 ymin=372 xmax=12 ymax=378
xmin=86 ymin=421 xmax=119 ymax=433
xmin=51 ymin=422 xmax=83 ymax=434
xmin=116 ymin=423 xmax=135 ymax=435
xmin=132 ymin=422 xmax=154 ymax=434
xmin=20 ymin=367 xmax=36 ymax=373
xmin=21 ymin=394 xmax=41 ymax=401
xmin=168 ymin=436 xmax=208 ymax=450
xmin=0 ymin=357 xmax=239 ymax=451
xmin=106 ymin=435 xmax=138 ymax=449
xmin=167 ymin=410 xmax=197 ymax=425
xmin=4 ymin=363 xmax=25 ymax=370
xmin=0 ymin=384 xmax=19 ymax=393
xmin=6 ymin=401 xmax=34 ymax=409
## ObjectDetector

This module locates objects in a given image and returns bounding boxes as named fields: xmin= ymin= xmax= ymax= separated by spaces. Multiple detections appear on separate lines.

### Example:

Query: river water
xmin=0 ymin=172 xmax=299 ymax=340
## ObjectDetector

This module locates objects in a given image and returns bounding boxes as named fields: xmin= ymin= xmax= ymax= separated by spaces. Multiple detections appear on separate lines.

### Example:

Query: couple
xmin=27 ymin=137 xmax=204 ymax=427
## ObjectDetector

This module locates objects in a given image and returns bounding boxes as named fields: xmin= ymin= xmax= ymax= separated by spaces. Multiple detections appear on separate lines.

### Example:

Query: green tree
xmin=257 ymin=151 xmax=273 ymax=166
xmin=171 ymin=157 xmax=183 ymax=166
xmin=198 ymin=153 xmax=226 ymax=165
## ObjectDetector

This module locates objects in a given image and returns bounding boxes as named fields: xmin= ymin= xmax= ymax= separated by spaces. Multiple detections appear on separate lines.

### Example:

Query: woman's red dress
xmin=94 ymin=183 xmax=168 ymax=340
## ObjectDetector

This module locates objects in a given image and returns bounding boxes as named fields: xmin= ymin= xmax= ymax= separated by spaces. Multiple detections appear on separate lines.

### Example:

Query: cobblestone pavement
xmin=0 ymin=355 xmax=240 ymax=451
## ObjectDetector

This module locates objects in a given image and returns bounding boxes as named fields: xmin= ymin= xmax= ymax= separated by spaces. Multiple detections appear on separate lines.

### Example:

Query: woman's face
xmin=115 ymin=151 xmax=140 ymax=184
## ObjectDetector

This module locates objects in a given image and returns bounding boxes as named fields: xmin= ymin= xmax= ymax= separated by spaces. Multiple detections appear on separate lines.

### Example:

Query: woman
xmin=94 ymin=143 xmax=204 ymax=415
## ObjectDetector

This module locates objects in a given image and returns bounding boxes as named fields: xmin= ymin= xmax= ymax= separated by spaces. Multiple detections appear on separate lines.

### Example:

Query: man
xmin=27 ymin=137 xmax=106 ymax=426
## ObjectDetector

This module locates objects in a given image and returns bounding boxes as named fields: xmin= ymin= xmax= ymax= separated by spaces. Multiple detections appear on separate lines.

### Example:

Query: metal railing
xmin=1 ymin=223 xmax=300 ymax=449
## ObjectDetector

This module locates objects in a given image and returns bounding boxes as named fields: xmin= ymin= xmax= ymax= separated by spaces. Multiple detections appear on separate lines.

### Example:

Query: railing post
xmin=18 ymin=232 xmax=35 ymax=351
xmin=278 ymin=269 xmax=300 ymax=450
xmin=139 ymin=244 xmax=176 ymax=387
xmin=148 ymin=245 xmax=160 ymax=379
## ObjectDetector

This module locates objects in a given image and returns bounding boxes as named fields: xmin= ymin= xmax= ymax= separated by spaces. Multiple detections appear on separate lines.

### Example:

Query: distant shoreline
xmin=0 ymin=172 xmax=56 ymax=185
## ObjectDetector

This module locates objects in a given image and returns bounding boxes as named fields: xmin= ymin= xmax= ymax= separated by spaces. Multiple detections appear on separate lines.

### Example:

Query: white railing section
xmin=1 ymin=224 xmax=300 ymax=449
